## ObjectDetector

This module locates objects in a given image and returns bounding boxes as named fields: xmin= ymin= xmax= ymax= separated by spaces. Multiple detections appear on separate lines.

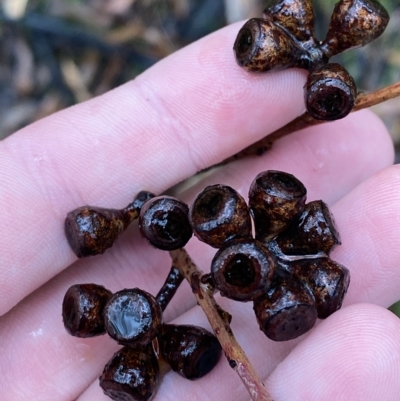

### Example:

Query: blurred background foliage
xmin=1 ymin=0 xmax=400 ymax=312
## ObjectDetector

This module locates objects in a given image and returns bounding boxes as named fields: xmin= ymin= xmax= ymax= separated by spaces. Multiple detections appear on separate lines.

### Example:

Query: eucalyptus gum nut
xmin=249 ymin=170 xmax=307 ymax=241
xmin=139 ymin=196 xmax=192 ymax=251
xmin=263 ymin=0 xmax=316 ymax=44
xmin=233 ymin=18 xmax=307 ymax=72
xmin=304 ymin=63 xmax=357 ymax=121
xmin=189 ymin=184 xmax=252 ymax=249
xmin=62 ymin=284 xmax=112 ymax=338
xmin=321 ymin=0 xmax=390 ymax=58
xmin=100 ymin=344 xmax=160 ymax=401
xmin=211 ymin=238 xmax=275 ymax=302
xmin=276 ymin=200 xmax=341 ymax=256
xmin=64 ymin=191 xmax=155 ymax=258
xmin=158 ymin=324 xmax=222 ymax=380
xmin=65 ymin=206 xmax=127 ymax=258
xmin=253 ymin=271 xmax=317 ymax=341
xmin=103 ymin=288 xmax=162 ymax=345
xmin=280 ymin=258 xmax=350 ymax=319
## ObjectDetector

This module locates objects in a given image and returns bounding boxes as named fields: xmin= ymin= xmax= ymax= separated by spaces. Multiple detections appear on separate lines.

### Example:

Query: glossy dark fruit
xmin=263 ymin=0 xmax=316 ymax=45
xmin=321 ymin=0 xmax=390 ymax=58
xmin=65 ymin=191 xmax=154 ymax=258
xmin=305 ymin=63 xmax=357 ymax=121
xmin=249 ymin=170 xmax=307 ymax=241
xmin=139 ymin=196 xmax=192 ymax=251
xmin=189 ymin=184 xmax=252 ymax=248
xmin=211 ymin=238 xmax=275 ymax=302
xmin=280 ymin=258 xmax=350 ymax=319
xmin=233 ymin=18 xmax=307 ymax=72
xmin=100 ymin=343 xmax=159 ymax=401
xmin=65 ymin=206 xmax=127 ymax=258
xmin=158 ymin=324 xmax=222 ymax=380
xmin=253 ymin=271 xmax=317 ymax=341
xmin=276 ymin=200 xmax=341 ymax=255
xmin=103 ymin=288 xmax=162 ymax=345
xmin=62 ymin=284 xmax=112 ymax=337
xmin=155 ymin=266 xmax=184 ymax=312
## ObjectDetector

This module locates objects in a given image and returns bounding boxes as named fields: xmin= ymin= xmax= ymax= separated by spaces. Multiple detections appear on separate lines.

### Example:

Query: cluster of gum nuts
xmin=63 ymin=170 xmax=350 ymax=401
xmin=234 ymin=0 xmax=389 ymax=121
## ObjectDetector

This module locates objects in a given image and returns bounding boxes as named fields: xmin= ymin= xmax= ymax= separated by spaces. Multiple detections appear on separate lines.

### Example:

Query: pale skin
xmin=0 ymin=22 xmax=400 ymax=401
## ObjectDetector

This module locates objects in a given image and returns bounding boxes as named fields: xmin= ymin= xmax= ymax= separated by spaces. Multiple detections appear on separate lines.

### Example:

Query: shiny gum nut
xmin=280 ymin=258 xmax=350 ymax=319
xmin=321 ymin=0 xmax=390 ymax=58
xmin=62 ymin=284 xmax=112 ymax=338
xmin=263 ymin=0 xmax=316 ymax=44
xmin=139 ymin=195 xmax=192 ymax=251
xmin=211 ymin=238 xmax=275 ymax=302
xmin=158 ymin=324 xmax=222 ymax=380
xmin=189 ymin=184 xmax=252 ymax=248
xmin=249 ymin=170 xmax=307 ymax=241
xmin=275 ymin=199 xmax=341 ymax=256
xmin=253 ymin=271 xmax=317 ymax=341
xmin=304 ymin=63 xmax=356 ymax=121
xmin=99 ymin=343 xmax=159 ymax=401
xmin=233 ymin=18 xmax=307 ymax=72
xmin=64 ymin=191 xmax=155 ymax=258
xmin=103 ymin=288 xmax=162 ymax=345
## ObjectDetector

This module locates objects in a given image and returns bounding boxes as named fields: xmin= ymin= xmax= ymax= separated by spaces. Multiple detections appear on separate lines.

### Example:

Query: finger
xmin=266 ymin=304 xmax=400 ymax=401
xmin=75 ymin=304 xmax=400 ymax=401
xmin=0 ymin=21 xmax=309 ymax=315
xmin=0 ymin=110 xmax=394 ymax=401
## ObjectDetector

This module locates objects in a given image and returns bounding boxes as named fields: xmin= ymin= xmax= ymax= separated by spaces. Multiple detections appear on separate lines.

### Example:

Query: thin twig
xmin=169 ymin=248 xmax=274 ymax=401
xmin=207 ymin=81 xmax=400 ymax=170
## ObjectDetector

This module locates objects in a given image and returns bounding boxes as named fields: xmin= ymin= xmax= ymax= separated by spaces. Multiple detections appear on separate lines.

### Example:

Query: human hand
xmin=0 ymin=22 xmax=399 ymax=401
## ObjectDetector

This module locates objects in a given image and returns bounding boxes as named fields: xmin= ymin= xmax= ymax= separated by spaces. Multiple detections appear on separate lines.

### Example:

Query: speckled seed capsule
xmin=253 ymin=271 xmax=317 ymax=341
xmin=64 ymin=191 xmax=155 ymax=258
xmin=249 ymin=170 xmax=307 ymax=241
xmin=100 ymin=343 xmax=159 ymax=401
xmin=233 ymin=18 xmax=308 ymax=72
xmin=321 ymin=0 xmax=390 ymax=58
xmin=103 ymin=288 xmax=162 ymax=345
xmin=211 ymin=238 xmax=275 ymax=302
xmin=62 ymin=284 xmax=112 ymax=337
xmin=189 ymin=184 xmax=252 ymax=248
xmin=263 ymin=0 xmax=316 ymax=45
xmin=158 ymin=324 xmax=222 ymax=380
xmin=139 ymin=196 xmax=192 ymax=251
xmin=304 ymin=63 xmax=357 ymax=121
xmin=275 ymin=200 xmax=341 ymax=255
xmin=280 ymin=258 xmax=350 ymax=319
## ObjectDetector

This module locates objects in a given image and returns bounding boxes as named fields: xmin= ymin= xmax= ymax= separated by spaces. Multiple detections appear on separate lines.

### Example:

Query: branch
xmin=169 ymin=248 xmax=274 ymax=401
xmin=207 ymin=81 xmax=400 ymax=170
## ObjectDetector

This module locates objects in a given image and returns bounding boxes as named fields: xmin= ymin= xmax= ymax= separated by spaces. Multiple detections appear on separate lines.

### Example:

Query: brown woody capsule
xmin=304 ymin=63 xmax=357 ymax=121
xmin=64 ymin=191 xmax=155 ymax=258
xmin=100 ymin=343 xmax=159 ymax=401
xmin=263 ymin=0 xmax=316 ymax=45
xmin=158 ymin=324 xmax=222 ymax=380
xmin=62 ymin=284 xmax=112 ymax=338
xmin=281 ymin=258 xmax=350 ymax=319
xmin=276 ymin=200 xmax=341 ymax=256
xmin=139 ymin=196 xmax=192 ymax=251
xmin=211 ymin=238 xmax=275 ymax=302
xmin=249 ymin=170 xmax=307 ymax=241
xmin=321 ymin=0 xmax=390 ymax=58
xmin=253 ymin=271 xmax=317 ymax=341
xmin=189 ymin=184 xmax=252 ymax=248
xmin=233 ymin=18 xmax=308 ymax=72
xmin=103 ymin=288 xmax=162 ymax=345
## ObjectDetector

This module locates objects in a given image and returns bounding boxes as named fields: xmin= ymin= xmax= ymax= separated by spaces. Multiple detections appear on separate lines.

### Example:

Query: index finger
xmin=0 ymin=22 xmax=307 ymax=315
